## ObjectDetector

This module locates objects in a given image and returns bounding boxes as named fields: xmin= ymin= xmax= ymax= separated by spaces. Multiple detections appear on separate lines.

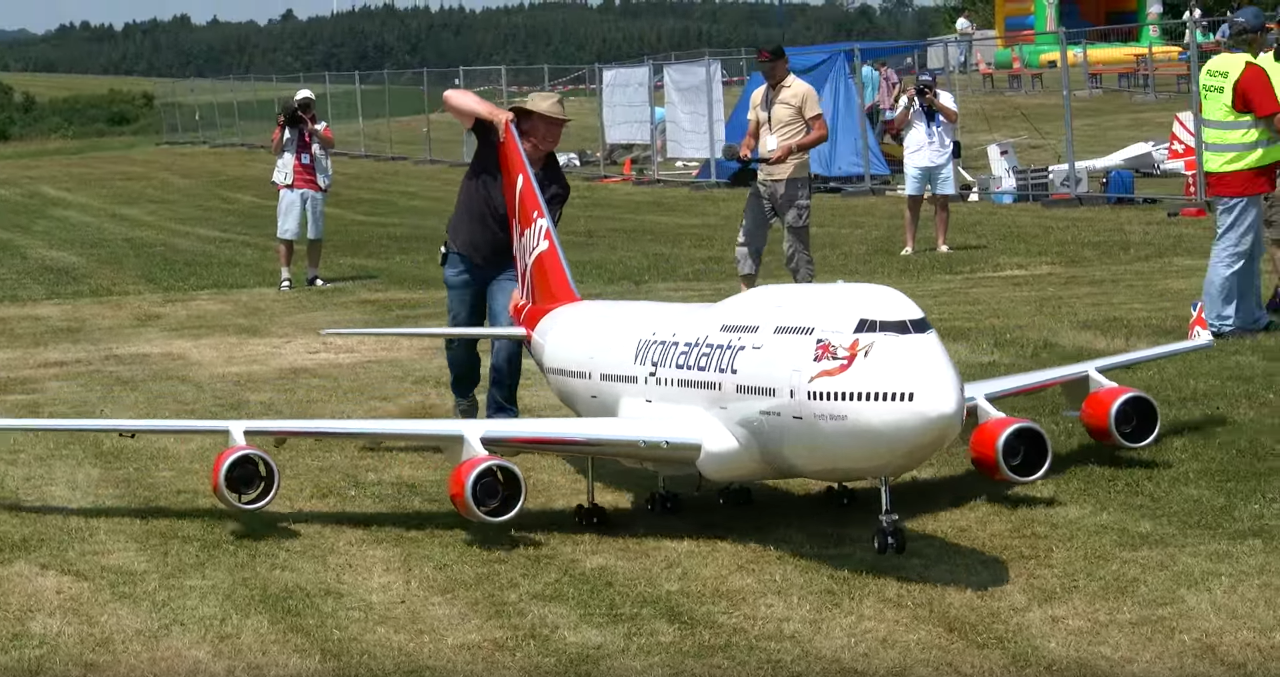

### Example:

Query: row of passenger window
xmin=556 ymin=369 xmax=781 ymax=397
xmin=808 ymin=390 xmax=915 ymax=403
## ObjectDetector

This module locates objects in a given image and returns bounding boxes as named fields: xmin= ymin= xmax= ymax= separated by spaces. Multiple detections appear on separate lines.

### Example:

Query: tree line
xmin=0 ymin=0 xmax=963 ymax=79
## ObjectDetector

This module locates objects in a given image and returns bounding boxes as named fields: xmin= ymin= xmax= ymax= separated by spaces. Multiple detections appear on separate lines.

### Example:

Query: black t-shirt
xmin=445 ymin=120 xmax=570 ymax=269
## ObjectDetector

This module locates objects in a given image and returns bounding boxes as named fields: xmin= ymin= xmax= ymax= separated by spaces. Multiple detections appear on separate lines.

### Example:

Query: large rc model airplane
xmin=0 ymin=125 xmax=1215 ymax=555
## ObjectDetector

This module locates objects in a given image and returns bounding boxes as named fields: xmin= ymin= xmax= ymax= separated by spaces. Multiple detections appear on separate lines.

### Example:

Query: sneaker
xmin=1267 ymin=287 xmax=1280 ymax=314
xmin=455 ymin=394 xmax=479 ymax=419
xmin=937 ymin=244 xmax=953 ymax=253
xmin=279 ymin=278 xmax=293 ymax=291
xmin=306 ymin=275 xmax=329 ymax=288
xmin=900 ymin=247 xmax=913 ymax=256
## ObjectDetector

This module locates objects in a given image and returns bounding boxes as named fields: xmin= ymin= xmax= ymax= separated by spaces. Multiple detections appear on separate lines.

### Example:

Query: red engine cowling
xmin=1080 ymin=385 xmax=1160 ymax=448
xmin=211 ymin=445 xmax=280 ymax=511
xmin=448 ymin=455 xmax=526 ymax=523
xmin=968 ymin=417 xmax=1053 ymax=483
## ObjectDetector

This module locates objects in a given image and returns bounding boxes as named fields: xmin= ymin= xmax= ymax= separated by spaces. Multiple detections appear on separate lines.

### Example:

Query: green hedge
xmin=0 ymin=80 xmax=159 ymax=142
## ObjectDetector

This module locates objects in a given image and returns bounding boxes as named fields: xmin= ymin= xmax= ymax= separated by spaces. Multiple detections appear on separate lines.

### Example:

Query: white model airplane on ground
xmin=0 ymin=125 xmax=1215 ymax=555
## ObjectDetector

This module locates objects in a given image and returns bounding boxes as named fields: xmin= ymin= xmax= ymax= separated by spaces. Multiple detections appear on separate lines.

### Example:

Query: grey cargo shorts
xmin=734 ymin=175 xmax=814 ymax=283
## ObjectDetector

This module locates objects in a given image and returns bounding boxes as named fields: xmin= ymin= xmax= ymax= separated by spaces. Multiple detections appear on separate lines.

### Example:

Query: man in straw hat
xmin=438 ymin=88 xmax=572 ymax=419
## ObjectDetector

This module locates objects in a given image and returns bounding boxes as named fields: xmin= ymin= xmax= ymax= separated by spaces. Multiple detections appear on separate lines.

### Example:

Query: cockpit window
xmin=907 ymin=317 xmax=933 ymax=333
xmin=878 ymin=319 xmax=911 ymax=335
xmin=854 ymin=316 xmax=933 ymax=335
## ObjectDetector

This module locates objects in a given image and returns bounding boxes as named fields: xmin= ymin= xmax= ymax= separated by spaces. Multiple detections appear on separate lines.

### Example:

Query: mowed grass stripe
xmin=0 ymin=140 xmax=1276 ymax=676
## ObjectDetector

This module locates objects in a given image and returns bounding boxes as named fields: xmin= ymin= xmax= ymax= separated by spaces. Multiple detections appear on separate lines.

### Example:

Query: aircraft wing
xmin=0 ymin=416 xmax=704 ymax=465
xmin=321 ymin=327 xmax=529 ymax=340
xmin=963 ymin=338 xmax=1211 ymax=406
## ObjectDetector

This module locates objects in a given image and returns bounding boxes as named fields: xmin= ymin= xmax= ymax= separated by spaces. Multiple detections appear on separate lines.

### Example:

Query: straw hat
xmin=510 ymin=91 xmax=571 ymax=122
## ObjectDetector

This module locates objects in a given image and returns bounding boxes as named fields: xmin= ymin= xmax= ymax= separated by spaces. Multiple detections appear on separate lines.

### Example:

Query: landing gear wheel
xmin=574 ymin=502 xmax=609 ymax=527
xmin=873 ymin=527 xmax=889 ymax=555
xmin=718 ymin=485 xmax=752 ymax=506
xmin=890 ymin=527 xmax=906 ymax=554
xmin=824 ymin=483 xmax=855 ymax=505
xmin=646 ymin=491 xmax=680 ymax=513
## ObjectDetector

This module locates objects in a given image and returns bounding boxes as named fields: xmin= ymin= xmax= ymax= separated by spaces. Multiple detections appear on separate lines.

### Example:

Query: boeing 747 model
xmin=0 ymin=124 xmax=1214 ymax=554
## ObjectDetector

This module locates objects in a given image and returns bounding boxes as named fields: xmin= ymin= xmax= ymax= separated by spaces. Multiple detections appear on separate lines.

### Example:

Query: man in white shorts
xmin=892 ymin=71 xmax=959 ymax=255
xmin=271 ymin=89 xmax=335 ymax=290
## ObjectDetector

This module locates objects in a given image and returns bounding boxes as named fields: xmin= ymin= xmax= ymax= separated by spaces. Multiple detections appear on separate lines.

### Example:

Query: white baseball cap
xmin=294 ymin=88 xmax=316 ymax=102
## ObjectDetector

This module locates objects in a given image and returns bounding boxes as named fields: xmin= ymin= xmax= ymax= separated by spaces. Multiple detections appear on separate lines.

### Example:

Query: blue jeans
xmin=1203 ymin=195 xmax=1268 ymax=335
xmin=443 ymin=250 xmax=522 ymax=418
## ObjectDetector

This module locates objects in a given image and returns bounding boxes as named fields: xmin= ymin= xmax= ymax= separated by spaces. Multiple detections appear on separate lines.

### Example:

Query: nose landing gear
xmin=872 ymin=476 xmax=906 ymax=555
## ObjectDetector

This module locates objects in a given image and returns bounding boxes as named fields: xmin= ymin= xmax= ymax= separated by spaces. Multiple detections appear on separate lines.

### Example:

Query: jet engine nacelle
xmin=968 ymin=417 xmax=1053 ymax=483
xmin=211 ymin=445 xmax=280 ymax=511
xmin=1080 ymin=385 xmax=1160 ymax=448
xmin=448 ymin=455 xmax=526 ymax=523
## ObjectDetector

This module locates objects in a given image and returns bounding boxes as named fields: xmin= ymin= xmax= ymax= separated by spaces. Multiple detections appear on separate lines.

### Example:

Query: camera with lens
xmin=914 ymin=83 xmax=935 ymax=102
xmin=280 ymin=102 xmax=306 ymax=128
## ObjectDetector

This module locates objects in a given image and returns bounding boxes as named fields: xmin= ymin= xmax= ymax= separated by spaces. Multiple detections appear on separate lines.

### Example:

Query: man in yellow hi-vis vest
xmin=1199 ymin=5 xmax=1280 ymax=337
xmin=1254 ymin=13 xmax=1280 ymax=315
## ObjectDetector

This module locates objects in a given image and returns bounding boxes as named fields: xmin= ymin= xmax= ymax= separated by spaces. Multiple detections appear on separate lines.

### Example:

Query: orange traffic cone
xmin=623 ymin=157 xmax=632 ymax=175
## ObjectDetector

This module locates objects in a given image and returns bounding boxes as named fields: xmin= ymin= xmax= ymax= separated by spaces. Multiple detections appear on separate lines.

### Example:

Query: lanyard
xmin=764 ymin=86 xmax=776 ymax=132
xmin=916 ymin=99 xmax=942 ymax=141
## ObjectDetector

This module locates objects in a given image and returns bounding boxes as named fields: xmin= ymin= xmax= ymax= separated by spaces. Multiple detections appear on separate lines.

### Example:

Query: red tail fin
xmin=498 ymin=122 xmax=583 ymax=329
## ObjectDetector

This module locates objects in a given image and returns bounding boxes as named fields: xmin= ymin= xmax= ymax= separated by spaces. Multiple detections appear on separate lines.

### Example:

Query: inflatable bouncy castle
xmin=994 ymin=0 xmax=1183 ymax=67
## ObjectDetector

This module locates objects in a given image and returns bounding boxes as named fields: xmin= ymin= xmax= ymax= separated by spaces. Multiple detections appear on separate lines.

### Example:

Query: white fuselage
xmin=524 ymin=283 xmax=967 ymax=484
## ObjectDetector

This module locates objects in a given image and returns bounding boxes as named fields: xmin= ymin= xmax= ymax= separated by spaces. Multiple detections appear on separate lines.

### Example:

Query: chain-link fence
xmin=157 ymin=17 xmax=1229 ymax=204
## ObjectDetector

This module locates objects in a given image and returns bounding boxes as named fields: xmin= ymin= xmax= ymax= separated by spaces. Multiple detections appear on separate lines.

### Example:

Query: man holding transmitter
xmin=735 ymin=45 xmax=829 ymax=291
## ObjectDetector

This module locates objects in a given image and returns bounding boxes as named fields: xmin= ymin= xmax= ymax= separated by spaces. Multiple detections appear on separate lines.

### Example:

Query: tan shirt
xmin=747 ymin=72 xmax=823 ymax=180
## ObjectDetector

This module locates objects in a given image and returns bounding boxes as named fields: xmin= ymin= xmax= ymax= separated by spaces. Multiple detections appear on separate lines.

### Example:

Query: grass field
xmin=0 ymin=135 xmax=1276 ymax=676
xmin=0 ymin=72 xmax=166 ymax=100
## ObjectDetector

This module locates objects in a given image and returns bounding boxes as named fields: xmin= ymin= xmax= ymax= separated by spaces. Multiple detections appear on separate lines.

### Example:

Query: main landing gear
xmin=574 ymin=457 xmax=608 ymax=526
xmin=823 ymin=483 xmax=856 ymax=506
xmin=872 ymin=477 xmax=906 ymax=555
xmin=717 ymin=483 xmax=753 ymax=506
xmin=645 ymin=475 xmax=681 ymax=513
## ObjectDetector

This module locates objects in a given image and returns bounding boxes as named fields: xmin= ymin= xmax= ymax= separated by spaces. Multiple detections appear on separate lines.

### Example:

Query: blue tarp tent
xmin=696 ymin=41 xmax=917 ymax=183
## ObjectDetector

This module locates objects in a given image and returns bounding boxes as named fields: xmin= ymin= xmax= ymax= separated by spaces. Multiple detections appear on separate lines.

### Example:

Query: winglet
xmin=1188 ymin=301 xmax=1213 ymax=341
xmin=500 ymin=122 xmax=583 ymax=331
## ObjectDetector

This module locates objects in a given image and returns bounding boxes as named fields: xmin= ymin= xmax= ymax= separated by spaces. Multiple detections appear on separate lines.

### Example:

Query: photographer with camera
xmin=271 ymin=89 xmax=335 ymax=290
xmin=892 ymin=72 xmax=958 ymax=255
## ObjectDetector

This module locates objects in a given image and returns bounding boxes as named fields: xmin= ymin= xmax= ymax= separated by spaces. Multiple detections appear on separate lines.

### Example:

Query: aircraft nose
xmin=909 ymin=351 xmax=966 ymax=444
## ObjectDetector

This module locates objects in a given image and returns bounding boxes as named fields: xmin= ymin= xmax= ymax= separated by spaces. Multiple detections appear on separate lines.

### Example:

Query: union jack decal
xmin=809 ymin=337 xmax=874 ymax=383
xmin=1188 ymin=301 xmax=1212 ymax=341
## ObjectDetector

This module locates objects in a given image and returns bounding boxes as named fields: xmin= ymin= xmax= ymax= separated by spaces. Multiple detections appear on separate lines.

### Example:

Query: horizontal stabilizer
xmin=321 ymin=327 xmax=530 ymax=340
